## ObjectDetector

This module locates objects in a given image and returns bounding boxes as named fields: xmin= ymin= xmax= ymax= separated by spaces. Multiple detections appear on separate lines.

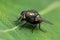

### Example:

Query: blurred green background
xmin=0 ymin=0 xmax=60 ymax=40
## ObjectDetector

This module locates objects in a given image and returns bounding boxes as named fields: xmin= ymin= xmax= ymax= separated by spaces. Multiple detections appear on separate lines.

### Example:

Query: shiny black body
xmin=21 ymin=10 xmax=42 ymax=24
xmin=16 ymin=10 xmax=53 ymax=32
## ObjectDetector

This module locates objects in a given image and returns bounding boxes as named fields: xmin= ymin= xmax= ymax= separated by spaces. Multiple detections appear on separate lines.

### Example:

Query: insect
xmin=16 ymin=10 xmax=53 ymax=32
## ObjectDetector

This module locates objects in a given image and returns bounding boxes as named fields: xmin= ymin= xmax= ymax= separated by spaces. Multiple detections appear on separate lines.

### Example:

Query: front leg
xmin=17 ymin=16 xmax=23 ymax=22
xmin=14 ymin=16 xmax=23 ymax=26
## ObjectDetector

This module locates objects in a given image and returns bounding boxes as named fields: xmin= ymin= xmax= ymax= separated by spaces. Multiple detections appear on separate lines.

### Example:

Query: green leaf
xmin=0 ymin=0 xmax=60 ymax=40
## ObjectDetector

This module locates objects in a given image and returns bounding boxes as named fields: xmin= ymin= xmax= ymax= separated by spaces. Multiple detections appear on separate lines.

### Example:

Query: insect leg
xmin=31 ymin=27 xmax=35 ymax=33
xmin=31 ymin=24 xmax=37 ymax=33
xmin=14 ymin=16 xmax=23 ymax=26
xmin=39 ymin=23 xmax=42 ymax=30
xmin=39 ymin=23 xmax=46 ymax=32
xmin=19 ymin=21 xmax=26 ymax=30
xmin=17 ymin=16 xmax=23 ymax=22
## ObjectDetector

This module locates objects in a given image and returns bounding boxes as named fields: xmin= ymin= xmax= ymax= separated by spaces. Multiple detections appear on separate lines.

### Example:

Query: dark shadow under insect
xmin=14 ymin=10 xmax=53 ymax=33
xmin=14 ymin=21 xmax=45 ymax=33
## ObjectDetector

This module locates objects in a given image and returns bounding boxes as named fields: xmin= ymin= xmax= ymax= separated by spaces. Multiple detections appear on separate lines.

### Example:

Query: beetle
xmin=16 ymin=10 xmax=53 ymax=32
